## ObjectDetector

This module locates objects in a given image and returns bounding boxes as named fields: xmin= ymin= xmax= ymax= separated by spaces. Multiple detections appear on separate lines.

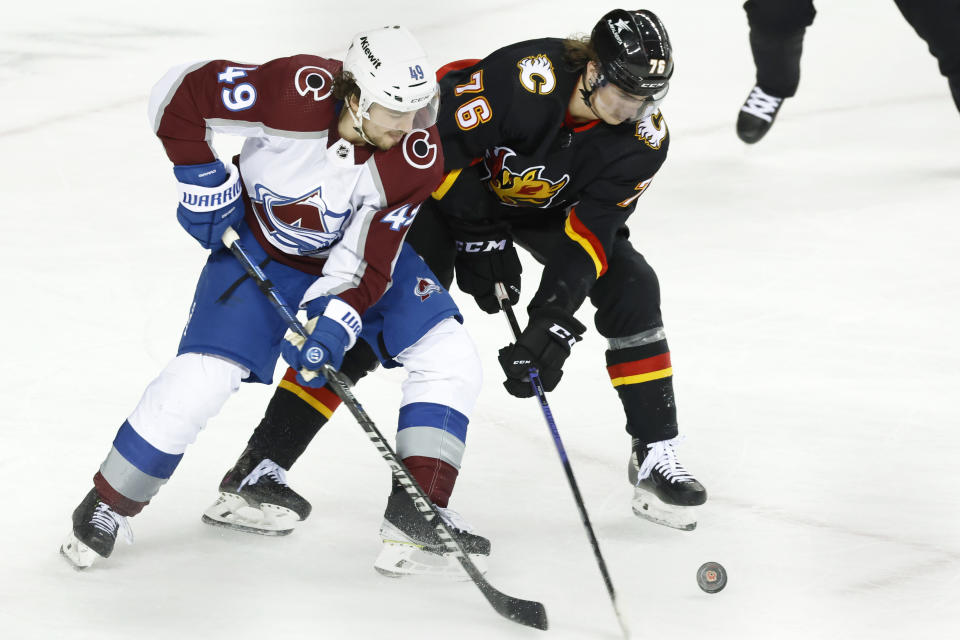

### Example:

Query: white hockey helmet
xmin=342 ymin=26 xmax=439 ymax=135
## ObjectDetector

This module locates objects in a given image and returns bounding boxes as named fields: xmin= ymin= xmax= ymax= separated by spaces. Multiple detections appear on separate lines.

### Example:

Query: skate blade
xmin=373 ymin=541 xmax=489 ymax=580
xmin=632 ymin=487 xmax=698 ymax=531
xmin=60 ymin=533 xmax=100 ymax=569
xmin=201 ymin=492 xmax=298 ymax=536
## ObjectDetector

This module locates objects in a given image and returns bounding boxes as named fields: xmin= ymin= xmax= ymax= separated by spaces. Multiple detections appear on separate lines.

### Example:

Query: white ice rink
xmin=2 ymin=1 xmax=959 ymax=638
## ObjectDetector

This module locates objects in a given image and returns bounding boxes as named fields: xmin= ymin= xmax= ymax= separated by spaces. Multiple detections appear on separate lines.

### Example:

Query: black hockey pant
xmin=743 ymin=0 xmax=816 ymax=97
xmin=408 ymin=204 xmax=680 ymax=444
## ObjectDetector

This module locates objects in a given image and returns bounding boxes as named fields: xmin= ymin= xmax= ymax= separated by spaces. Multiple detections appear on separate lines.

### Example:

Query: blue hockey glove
xmin=281 ymin=296 xmax=362 ymax=388
xmin=173 ymin=160 xmax=245 ymax=249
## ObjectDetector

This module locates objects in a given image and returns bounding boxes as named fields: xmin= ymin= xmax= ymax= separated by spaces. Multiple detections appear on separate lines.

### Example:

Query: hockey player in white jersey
xmin=60 ymin=26 xmax=490 ymax=576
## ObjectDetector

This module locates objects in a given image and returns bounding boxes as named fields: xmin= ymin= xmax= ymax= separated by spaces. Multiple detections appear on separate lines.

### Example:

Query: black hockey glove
xmin=453 ymin=224 xmax=521 ymax=314
xmin=497 ymin=308 xmax=586 ymax=398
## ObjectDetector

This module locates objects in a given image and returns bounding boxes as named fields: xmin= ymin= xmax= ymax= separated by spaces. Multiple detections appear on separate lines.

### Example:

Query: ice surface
xmin=2 ymin=1 xmax=959 ymax=638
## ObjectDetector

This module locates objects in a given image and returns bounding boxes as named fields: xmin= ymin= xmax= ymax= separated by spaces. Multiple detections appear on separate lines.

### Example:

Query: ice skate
xmin=202 ymin=452 xmax=311 ymax=536
xmin=374 ymin=487 xmax=490 ymax=579
xmin=628 ymin=436 xmax=706 ymax=531
xmin=60 ymin=489 xmax=133 ymax=569
xmin=736 ymin=85 xmax=784 ymax=143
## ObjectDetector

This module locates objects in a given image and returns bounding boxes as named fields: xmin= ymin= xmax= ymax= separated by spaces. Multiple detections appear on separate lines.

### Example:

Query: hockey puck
xmin=696 ymin=562 xmax=727 ymax=593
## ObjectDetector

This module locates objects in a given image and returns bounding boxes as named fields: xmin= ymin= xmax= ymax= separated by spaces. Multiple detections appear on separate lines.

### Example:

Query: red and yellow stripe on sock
xmin=277 ymin=367 xmax=342 ymax=419
xmin=607 ymin=352 xmax=672 ymax=387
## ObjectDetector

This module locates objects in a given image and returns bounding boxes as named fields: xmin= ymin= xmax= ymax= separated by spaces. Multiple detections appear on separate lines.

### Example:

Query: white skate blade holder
xmin=60 ymin=533 xmax=100 ymax=570
xmin=201 ymin=492 xmax=300 ymax=536
xmin=632 ymin=485 xmax=698 ymax=531
xmin=373 ymin=521 xmax=489 ymax=580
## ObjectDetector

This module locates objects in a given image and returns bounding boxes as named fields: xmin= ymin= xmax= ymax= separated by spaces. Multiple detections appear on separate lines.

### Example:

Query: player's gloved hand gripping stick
xmin=174 ymin=160 xmax=245 ymax=250
xmin=220 ymin=227 xmax=548 ymax=631
xmin=495 ymin=282 xmax=630 ymax=640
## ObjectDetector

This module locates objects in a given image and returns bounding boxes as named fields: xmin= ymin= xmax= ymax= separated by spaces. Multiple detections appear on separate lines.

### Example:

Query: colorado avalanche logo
xmin=402 ymin=129 xmax=438 ymax=170
xmin=414 ymin=277 xmax=442 ymax=301
xmin=253 ymin=184 xmax=351 ymax=256
xmin=294 ymin=66 xmax=334 ymax=101
xmin=483 ymin=146 xmax=569 ymax=207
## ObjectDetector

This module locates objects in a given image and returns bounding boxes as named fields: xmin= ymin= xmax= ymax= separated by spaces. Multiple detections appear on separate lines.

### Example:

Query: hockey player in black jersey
xmin=210 ymin=8 xmax=707 ymax=533
xmin=417 ymin=8 xmax=708 ymax=530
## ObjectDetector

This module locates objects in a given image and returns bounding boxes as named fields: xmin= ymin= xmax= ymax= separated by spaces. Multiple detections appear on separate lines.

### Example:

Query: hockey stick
xmin=221 ymin=228 xmax=548 ymax=631
xmin=495 ymin=283 xmax=630 ymax=639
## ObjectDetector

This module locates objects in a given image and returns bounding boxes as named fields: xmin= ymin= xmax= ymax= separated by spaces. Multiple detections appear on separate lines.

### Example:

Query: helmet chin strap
xmin=347 ymin=100 xmax=375 ymax=146
xmin=579 ymin=72 xmax=605 ymax=121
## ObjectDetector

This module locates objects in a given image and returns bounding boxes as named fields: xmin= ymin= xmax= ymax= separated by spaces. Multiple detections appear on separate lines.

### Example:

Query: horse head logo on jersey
xmin=252 ymin=184 xmax=351 ymax=256
xmin=414 ymin=277 xmax=442 ymax=301
xmin=483 ymin=146 xmax=569 ymax=207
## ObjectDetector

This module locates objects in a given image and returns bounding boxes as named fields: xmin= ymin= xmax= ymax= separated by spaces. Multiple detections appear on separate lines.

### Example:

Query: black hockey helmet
xmin=590 ymin=9 xmax=673 ymax=97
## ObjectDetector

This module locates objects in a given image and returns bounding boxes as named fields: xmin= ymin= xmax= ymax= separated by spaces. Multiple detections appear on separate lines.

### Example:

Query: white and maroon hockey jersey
xmin=147 ymin=54 xmax=443 ymax=315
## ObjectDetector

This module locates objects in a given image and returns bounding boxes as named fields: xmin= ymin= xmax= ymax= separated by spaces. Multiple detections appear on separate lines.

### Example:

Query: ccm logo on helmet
xmin=402 ymin=129 xmax=438 ymax=170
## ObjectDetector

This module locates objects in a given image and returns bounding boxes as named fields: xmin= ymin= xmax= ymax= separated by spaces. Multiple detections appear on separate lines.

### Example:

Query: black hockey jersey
xmin=432 ymin=38 xmax=669 ymax=314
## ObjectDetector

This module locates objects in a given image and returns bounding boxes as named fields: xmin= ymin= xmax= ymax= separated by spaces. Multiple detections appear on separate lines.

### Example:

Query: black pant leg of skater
xmin=893 ymin=0 xmax=960 ymax=113
xmin=743 ymin=0 xmax=817 ymax=97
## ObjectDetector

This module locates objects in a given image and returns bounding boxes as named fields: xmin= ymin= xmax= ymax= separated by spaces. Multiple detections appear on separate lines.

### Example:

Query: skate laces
xmin=740 ymin=86 xmax=782 ymax=122
xmin=436 ymin=506 xmax=474 ymax=534
xmin=636 ymin=436 xmax=696 ymax=484
xmin=240 ymin=458 xmax=289 ymax=490
xmin=91 ymin=502 xmax=134 ymax=545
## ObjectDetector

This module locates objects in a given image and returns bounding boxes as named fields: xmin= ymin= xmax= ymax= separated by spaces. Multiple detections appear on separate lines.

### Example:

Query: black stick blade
xmin=481 ymin=583 xmax=548 ymax=630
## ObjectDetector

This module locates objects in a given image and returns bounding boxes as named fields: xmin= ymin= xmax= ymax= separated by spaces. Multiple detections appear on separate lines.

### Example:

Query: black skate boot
xmin=60 ymin=488 xmax=133 ymax=569
xmin=374 ymin=483 xmax=490 ymax=578
xmin=737 ymin=85 xmax=785 ymax=143
xmin=628 ymin=436 xmax=707 ymax=531
xmin=202 ymin=448 xmax=311 ymax=536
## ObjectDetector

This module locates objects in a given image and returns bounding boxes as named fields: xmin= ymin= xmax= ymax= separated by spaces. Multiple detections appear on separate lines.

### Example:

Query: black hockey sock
xmin=245 ymin=368 xmax=342 ymax=470
xmin=606 ymin=342 xmax=678 ymax=444
xmin=243 ymin=340 xmax=381 ymax=470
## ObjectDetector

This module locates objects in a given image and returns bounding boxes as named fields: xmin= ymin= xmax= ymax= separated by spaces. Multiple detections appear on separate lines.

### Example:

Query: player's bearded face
xmin=362 ymin=117 xmax=408 ymax=150
xmin=356 ymin=96 xmax=439 ymax=151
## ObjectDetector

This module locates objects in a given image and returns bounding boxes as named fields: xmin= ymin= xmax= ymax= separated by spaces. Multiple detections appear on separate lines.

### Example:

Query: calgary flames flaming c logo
xmin=484 ymin=147 xmax=569 ymax=207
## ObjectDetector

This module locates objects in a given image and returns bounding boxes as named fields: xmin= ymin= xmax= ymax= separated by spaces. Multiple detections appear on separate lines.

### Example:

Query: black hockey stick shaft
xmin=495 ymin=284 xmax=630 ymax=639
xmin=222 ymin=229 xmax=547 ymax=630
